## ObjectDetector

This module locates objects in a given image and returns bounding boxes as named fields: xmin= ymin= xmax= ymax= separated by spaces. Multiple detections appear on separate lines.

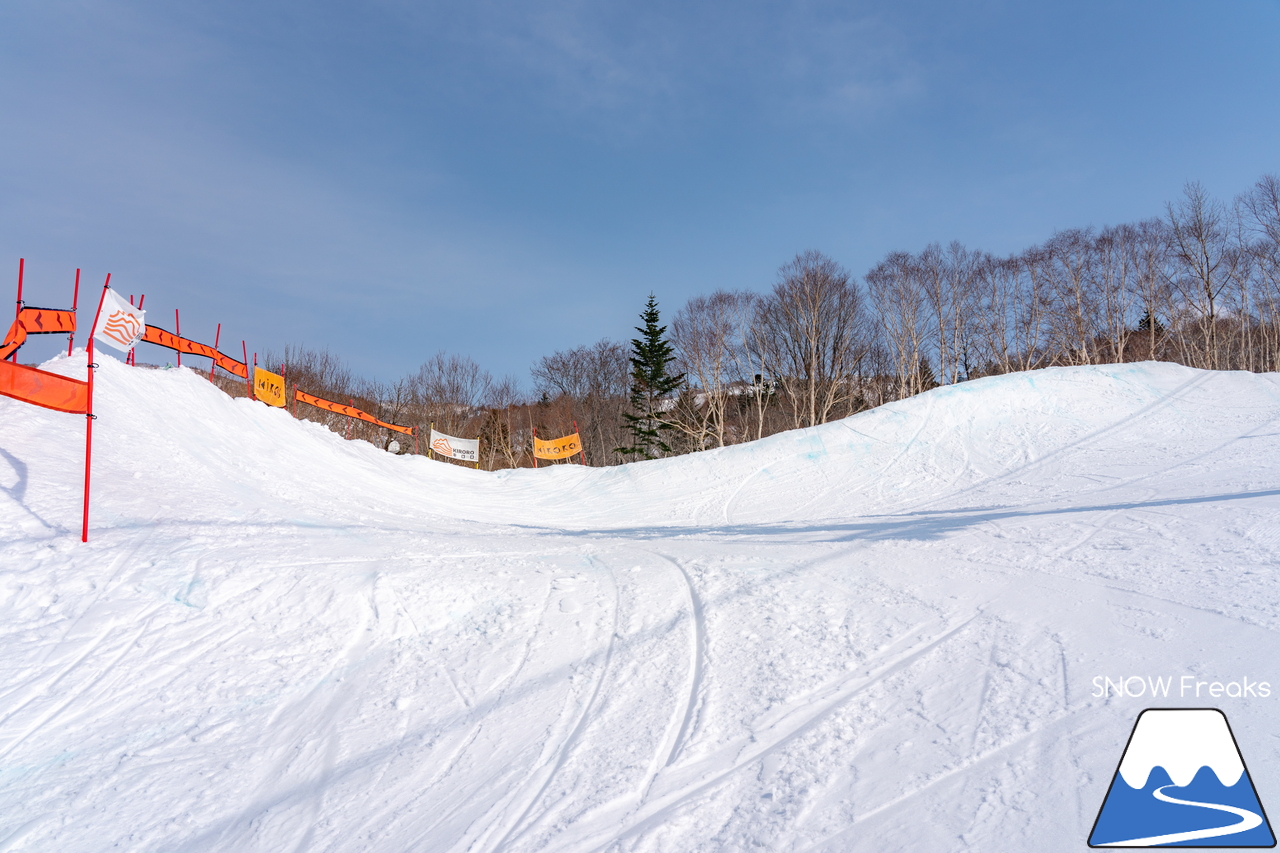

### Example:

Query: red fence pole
xmin=11 ymin=258 xmax=22 ymax=362
xmin=83 ymin=274 xmax=110 ymax=542
xmin=209 ymin=323 xmax=221 ymax=382
xmin=67 ymin=268 xmax=80 ymax=356
xmin=242 ymin=341 xmax=252 ymax=399
xmin=574 ymin=420 xmax=587 ymax=465
xmin=127 ymin=295 xmax=145 ymax=366
xmin=174 ymin=309 xmax=181 ymax=367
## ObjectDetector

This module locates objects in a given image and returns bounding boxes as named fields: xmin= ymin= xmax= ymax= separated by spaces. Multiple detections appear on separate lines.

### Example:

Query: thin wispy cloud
xmin=2 ymin=1 xmax=1277 ymax=382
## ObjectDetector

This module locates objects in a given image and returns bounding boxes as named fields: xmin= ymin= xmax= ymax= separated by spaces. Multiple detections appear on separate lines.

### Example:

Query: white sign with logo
xmin=430 ymin=428 xmax=479 ymax=462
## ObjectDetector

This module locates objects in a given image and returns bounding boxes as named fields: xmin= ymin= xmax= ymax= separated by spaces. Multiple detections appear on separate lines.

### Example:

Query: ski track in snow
xmin=2 ymin=358 xmax=1280 ymax=852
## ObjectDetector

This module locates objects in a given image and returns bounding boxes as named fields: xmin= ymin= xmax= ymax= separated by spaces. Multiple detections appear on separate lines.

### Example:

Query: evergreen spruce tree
xmin=617 ymin=294 xmax=684 ymax=459
xmin=1137 ymin=310 xmax=1165 ymax=335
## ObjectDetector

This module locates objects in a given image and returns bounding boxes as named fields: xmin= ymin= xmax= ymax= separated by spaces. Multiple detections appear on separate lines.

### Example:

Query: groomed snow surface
xmin=2 ymin=356 xmax=1278 ymax=852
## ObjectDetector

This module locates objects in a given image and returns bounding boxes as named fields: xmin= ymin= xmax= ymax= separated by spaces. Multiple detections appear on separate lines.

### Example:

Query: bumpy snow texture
xmin=2 ymin=355 xmax=1278 ymax=852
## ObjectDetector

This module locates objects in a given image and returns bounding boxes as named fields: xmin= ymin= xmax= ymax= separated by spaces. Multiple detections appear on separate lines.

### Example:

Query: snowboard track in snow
xmin=652 ymin=551 xmax=707 ymax=771
xmin=481 ymin=556 xmax=623 ymax=853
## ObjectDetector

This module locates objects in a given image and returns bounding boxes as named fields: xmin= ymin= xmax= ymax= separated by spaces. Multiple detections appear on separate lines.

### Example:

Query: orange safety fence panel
xmin=141 ymin=325 xmax=248 ymax=378
xmin=534 ymin=432 xmax=583 ymax=460
xmin=1 ymin=307 xmax=79 ymax=360
xmin=294 ymin=389 xmax=415 ymax=436
xmin=19 ymin=307 xmax=76 ymax=335
xmin=0 ymin=358 xmax=89 ymax=414
xmin=0 ymin=319 xmax=26 ymax=361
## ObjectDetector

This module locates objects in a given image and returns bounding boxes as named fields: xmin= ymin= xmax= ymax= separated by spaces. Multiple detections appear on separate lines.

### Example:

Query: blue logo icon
xmin=1090 ymin=708 xmax=1275 ymax=847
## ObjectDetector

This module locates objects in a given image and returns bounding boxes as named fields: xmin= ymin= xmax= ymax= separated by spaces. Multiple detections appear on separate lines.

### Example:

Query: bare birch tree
xmin=670 ymin=290 xmax=759 ymax=448
xmin=1165 ymin=182 xmax=1245 ymax=369
xmin=412 ymin=352 xmax=492 ymax=438
xmin=757 ymin=251 xmax=869 ymax=429
xmin=866 ymin=250 xmax=929 ymax=397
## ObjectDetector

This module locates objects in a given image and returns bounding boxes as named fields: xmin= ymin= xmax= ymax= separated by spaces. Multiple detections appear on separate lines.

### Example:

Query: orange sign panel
xmin=253 ymin=366 xmax=286 ymax=407
xmin=534 ymin=432 xmax=583 ymax=460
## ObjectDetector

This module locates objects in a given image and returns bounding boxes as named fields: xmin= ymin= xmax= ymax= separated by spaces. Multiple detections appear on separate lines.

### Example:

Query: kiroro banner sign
xmin=534 ymin=432 xmax=582 ymax=460
xmin=430 ymin=428 xmax=479 ymax=462
xmin=254 ymin=366 xmax=286 ymax=407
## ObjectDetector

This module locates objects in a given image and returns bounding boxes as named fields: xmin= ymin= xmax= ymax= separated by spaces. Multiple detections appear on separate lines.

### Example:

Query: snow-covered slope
xmin=2 ymin=356 xmax=1278 ymax=852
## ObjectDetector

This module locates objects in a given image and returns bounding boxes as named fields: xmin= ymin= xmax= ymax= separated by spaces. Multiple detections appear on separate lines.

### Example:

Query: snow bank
xmin=2 ymin=356 xmax=1279 ymax=852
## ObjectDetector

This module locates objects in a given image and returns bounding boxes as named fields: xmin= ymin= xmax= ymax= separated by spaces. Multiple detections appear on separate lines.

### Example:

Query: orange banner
xmin=253 ymin=366 xmax=286 ymax=407
xmin=0 ymin=358 xmax=89 ymax=414
xmin=141 ymin=325 xmax=248 ymax=378
xmin=19 ymin=307 xmax=76 ymax=335
xmin=0 ymin=319 xmax=25 ymax=361
xmin=0 ymin=307 xmax=78 ymax=361
xmin=19 ymin=306 xmax=76 ymax=333
xmin=294 ymin=389 xmax=415 ymax=436
xmin=534 ymin=431 xmax=583 ymax=460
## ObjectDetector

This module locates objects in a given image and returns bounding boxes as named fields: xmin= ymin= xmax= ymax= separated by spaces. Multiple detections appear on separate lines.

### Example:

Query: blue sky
xmin=3 ymin=1 xmax=1278 ymax=384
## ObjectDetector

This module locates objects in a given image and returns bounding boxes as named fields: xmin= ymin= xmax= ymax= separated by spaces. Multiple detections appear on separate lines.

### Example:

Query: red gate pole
xmin=68 ymin=268 xmax=80 ymax=356
xmin=174 ymin=309 xmax=181 ymax=367
xmin=574 ymin=420 xmax=587 ymax=465
xmin=209 ymin=323 xmax=221 ymax=382
xmin=127 ymin=295 xmax=145 ymax=366
xmin=242 ymin=341 xmax=252 ymax=399
xmin=11 ymin=258 xmax=23 ymax=362
xmin=83 ymin=274 xmax=111 ymax=542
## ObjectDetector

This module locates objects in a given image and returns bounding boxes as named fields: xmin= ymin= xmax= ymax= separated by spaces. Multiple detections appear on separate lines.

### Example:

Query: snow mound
xmin=2 ymin=356 xmax=1279 ymax=852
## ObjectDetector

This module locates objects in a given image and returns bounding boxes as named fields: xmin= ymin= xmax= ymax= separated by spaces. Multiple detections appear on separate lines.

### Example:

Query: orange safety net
xmin=294 ymin=389 xmax=415 ymax=436
xmin=0 ymin=307 xmax=78 ymax=361
xmin=0 ymin=358 xmax=89 ymax=414
xmin=141 ymin=325 xmax=248 ymax=378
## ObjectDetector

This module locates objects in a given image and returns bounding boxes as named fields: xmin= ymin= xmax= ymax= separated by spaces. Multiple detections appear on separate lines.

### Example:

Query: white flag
xmin=92 ymin=289 xmax=146 ymax=352
xmin=430 ymin=428 xmax=479 ymax=462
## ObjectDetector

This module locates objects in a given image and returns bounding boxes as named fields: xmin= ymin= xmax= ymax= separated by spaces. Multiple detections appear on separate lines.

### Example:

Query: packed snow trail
xmin=1 ymin=357 xmax=1279 ymax=852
